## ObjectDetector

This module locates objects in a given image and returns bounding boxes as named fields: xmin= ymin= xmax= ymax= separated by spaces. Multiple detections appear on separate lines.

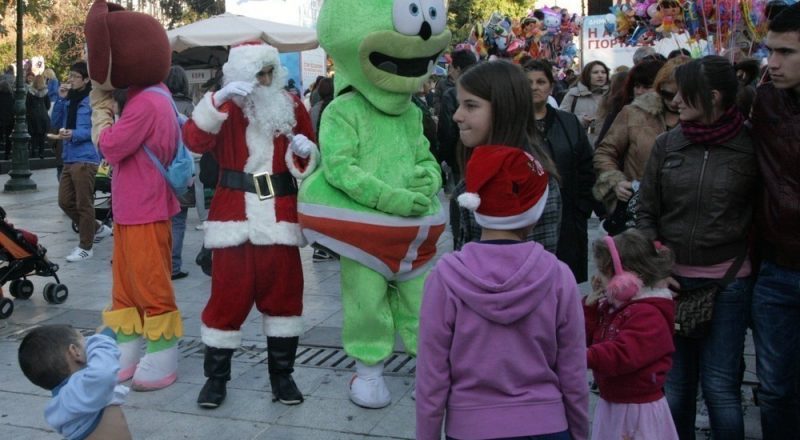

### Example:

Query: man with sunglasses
xmin=183 ymin=42 xmax=318 ymax=410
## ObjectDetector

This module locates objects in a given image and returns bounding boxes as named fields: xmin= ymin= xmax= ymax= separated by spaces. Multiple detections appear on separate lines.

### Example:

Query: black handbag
xmin=602 ymin=190 xmax=640 ymax=236
xmin=673 ymin=249 xmax=747 ymax=338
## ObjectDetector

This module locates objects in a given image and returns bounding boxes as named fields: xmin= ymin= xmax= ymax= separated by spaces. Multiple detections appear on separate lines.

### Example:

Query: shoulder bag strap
xmin=719 ymin=243 xmax=749 ymax=287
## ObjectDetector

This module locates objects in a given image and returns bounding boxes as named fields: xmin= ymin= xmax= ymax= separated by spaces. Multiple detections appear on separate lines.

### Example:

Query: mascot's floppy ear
xmin=85 ymin=0 xmax=170 ymax=91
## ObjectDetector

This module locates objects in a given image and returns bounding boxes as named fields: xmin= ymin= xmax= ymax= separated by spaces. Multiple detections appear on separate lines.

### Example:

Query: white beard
xmin=240 ymin=85 xmax=295 ymax=137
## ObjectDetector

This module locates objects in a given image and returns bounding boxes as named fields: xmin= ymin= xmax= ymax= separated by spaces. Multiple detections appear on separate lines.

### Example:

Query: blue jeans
xmin=752 ymin=260 xmax=800 ymax=440
xmin=665 ymin=276 xmax=753 ymax=440
xmin=171 ymin=207 xmax=188 ymax=274
xmin=447 ymin=431 xmax=570 ymax=440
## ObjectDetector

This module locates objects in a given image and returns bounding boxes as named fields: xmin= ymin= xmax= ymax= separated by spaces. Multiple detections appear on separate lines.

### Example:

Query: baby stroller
xmin=71 ymin=160 xmax=112 ymax=233
xmin=0 ymin=206 xmax=68 ymax=319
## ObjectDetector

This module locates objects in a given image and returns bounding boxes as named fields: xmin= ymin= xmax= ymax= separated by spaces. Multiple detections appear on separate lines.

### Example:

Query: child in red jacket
xmin=584 ymin=229 xmax=678 ymax=440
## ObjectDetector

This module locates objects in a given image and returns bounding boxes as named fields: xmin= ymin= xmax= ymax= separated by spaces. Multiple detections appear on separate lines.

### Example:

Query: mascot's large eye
xmin=393 ymin=0 xmax=425 ymax=35
xmin=422 ymin=0 xmax=447 ymax=34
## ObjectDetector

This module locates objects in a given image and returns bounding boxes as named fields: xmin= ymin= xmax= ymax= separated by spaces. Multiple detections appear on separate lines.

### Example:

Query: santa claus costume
xmin=182 ymin=42 xmax=318 ymax=408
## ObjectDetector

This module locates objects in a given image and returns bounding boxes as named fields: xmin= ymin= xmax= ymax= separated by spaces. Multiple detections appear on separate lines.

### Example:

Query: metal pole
xmin=4 ymin=0 xmax=36 ymax=192
xmin=579 ymin=0 xmax=586 ymax=69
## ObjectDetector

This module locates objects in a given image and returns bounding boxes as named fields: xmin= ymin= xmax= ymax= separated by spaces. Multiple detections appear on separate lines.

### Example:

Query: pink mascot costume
xmin=85 ymin=0 xmax=183 ymax=391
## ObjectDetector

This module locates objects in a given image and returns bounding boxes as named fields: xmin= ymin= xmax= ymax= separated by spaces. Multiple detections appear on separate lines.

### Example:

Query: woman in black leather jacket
xmin=637 ymin=56 xmax=759 ymax=440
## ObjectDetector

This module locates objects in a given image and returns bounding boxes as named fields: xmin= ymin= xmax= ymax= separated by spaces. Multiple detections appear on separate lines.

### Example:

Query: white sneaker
xmin=93 ymin=224 xmax=113 ymax=243
xmin=66 ymin=247 xmax=93 ymax=262
xmin=349 ymin=360 xmax=391 ymax=409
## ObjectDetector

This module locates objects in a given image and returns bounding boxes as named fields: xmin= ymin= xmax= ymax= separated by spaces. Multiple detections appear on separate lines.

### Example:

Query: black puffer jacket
xmin=637 ymin=126 xmax=758 ymax=266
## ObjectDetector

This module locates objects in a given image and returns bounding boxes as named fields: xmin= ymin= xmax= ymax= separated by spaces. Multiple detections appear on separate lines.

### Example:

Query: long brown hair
xmin=457 ymin=60 xmax=558 ymax=178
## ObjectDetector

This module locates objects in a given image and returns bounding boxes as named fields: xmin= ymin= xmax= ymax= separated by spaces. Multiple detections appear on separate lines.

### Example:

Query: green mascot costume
xmin=298 ymin=0 xmax=450 ymax=408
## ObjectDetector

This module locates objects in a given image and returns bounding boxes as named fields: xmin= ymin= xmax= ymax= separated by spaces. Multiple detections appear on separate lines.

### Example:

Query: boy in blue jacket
xmin=18 ymin=325 xmax=131 ymax=440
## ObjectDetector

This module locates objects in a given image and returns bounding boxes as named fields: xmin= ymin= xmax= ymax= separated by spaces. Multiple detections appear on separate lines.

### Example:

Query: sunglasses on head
xmin=659 ymin=89 xmax=677 ymax=101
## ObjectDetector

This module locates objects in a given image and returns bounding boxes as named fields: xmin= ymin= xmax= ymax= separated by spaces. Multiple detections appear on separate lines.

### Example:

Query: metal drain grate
xmin=3 ymin=324 xmax=415 ymax=375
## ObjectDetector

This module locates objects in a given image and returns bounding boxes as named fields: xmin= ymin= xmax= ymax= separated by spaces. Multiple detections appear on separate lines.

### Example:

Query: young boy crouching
xmin=18 ymin=325 xmax=132 ymax=440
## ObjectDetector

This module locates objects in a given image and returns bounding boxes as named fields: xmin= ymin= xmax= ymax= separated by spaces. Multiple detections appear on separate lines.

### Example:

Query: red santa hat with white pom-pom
xmin=457 ymin=145 xmax=549 ymax=230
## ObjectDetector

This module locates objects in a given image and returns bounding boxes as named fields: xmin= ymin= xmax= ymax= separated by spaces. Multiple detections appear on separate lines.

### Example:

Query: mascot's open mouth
xmin=368 ymin=52 xmax=438 ymax=77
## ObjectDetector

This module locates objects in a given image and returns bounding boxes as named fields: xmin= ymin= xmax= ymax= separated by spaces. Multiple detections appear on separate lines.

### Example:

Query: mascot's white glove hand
xmin=213 ymin=81 xmax=254 ymax=107
xmin=289 ymin=134 xmax=315 ymax=158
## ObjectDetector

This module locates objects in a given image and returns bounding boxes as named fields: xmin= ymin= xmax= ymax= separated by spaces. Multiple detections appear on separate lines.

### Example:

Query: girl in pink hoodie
xmin=416 ymin=60 xmax=589 ymax=440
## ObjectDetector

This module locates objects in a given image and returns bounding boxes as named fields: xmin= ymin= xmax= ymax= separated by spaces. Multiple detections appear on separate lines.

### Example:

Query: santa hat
xmin=222 ymin=42 xmax=287 ymax=87
xmin=457 ymin=146 xmax=549 ymax=230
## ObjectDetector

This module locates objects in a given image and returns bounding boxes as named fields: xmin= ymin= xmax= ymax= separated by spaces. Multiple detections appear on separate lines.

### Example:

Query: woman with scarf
xmin=524 ymin=58 xmax=595 ymax=284
xmin=51 ymin=61 xmax=108 ymax=262
xmin=559 ymin=60 xmax=609 ymax=147
xmin=637 ymin=56 xmax=758 ymax=440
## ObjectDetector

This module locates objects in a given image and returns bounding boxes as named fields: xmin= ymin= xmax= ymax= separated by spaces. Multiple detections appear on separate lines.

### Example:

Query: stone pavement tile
xmin=0 ymin=425 xmax=52 ymax=440
xmin=0 ymin=390 xmax=53 ymax=434
xmin=253 ymin=425 xmax=375 ymax=440
xmin=0 ymin=304 xmax=68 ymax=326
xmin=121 ymin=407 xmax=173 ymax=439
xmin=229 ymin=364 xmax=331 ymax=398
xmin=370 ymin=401 xmax=415 ymax=439
xmin=14 ymin=308 xmax=104 ymax=330
xmin=274 ymin=396 xmax=390 ymax=435
xmin=309 ymin=371 xmax=413 ymax=405
xmin=133 ymin=411 xmax=270 ymax=440
xmin=171 ymin=354 xmax=253 ymax=387
xmin=123 ymin=381 xmax=194 ymax=410
xmin=318 ymin=310 xmax=344 ymax=328
xmin=301 ymin=326 xmax=344 ymax=347
xmin=163 ymin=384 xmax=291 ymax=424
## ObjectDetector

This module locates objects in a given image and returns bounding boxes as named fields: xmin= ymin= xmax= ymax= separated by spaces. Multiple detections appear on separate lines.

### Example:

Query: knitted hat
xmin=457 ymin=145 xmax=549 ymax=230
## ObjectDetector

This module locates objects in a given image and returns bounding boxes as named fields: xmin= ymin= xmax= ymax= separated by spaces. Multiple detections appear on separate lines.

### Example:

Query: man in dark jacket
xmin=750 ymin=5 xmax=800 ymax=440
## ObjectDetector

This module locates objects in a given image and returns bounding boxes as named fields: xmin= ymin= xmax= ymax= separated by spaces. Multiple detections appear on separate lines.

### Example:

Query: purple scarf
xmin=680 ymin=106 xmax=744 ymax=145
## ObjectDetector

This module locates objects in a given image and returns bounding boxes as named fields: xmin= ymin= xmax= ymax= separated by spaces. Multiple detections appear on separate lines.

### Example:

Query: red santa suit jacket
xmin=183 ymin=92 xmax=318 ymax=249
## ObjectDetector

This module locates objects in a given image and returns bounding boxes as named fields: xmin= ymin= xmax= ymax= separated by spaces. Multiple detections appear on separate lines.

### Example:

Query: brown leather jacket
xmin=750 ymin=83 xmax=800 ymax=270
xmin=637 ymin=126 xmax=758 ymax=266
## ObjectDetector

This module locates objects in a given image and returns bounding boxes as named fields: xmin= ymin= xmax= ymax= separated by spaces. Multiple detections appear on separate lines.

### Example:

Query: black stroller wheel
xmin=71 ymin=221 xmax=79 ymax=233
xmin=0 ymin=298 xmax=13 ymax=319
xmin=44 ymin=283 xmax=68 ymax=304
xmin=10 ymin=279 xmax=34 ymax=299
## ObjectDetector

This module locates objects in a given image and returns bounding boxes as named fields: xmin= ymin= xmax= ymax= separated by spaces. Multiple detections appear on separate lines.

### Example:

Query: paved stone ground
xmin=0 ymin=169 xmax=761 ymax=439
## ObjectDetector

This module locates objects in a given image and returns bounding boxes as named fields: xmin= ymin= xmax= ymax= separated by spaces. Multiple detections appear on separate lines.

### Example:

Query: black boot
xmin=197 ymin=346 xmax=234 ymax=409
xmin=267 ymin=336 xmax=304 ymax=405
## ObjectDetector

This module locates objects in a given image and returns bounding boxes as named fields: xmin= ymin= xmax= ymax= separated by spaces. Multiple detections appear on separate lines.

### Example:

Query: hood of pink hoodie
xmin=436 ymin=241 xmax=559 ymax=325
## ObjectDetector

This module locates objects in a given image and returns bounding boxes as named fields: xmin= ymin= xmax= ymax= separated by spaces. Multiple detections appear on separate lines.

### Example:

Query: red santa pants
xmin=201 ymin=242 xmax=303 ymax=331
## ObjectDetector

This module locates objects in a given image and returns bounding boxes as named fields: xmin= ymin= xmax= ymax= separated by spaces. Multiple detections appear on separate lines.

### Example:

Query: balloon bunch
xmin=610 ymin=0 xmax=794 ymax=56
xmin=459 ymin=5 xmax=582 ymax=70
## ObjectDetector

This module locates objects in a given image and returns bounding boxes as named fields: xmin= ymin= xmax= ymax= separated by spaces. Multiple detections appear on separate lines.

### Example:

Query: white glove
xmin=289 ymin=134 xmax=315 ymax=158
xmin=213 ymin=81 xmax=254 ymax=107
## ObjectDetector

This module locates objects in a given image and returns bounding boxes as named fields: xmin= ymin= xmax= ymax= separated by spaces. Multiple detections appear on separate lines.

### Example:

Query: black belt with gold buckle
xmin=219 ymin=169 xmax=297 ymax=201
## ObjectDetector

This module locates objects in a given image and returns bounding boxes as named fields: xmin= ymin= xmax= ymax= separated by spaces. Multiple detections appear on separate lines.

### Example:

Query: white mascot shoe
xmin=131 ymin=345 xmax=178 ymax=391
xmin=117 ymin=337 xmax=145 ymax=382
xmin=349 ymin=360 xmax=391 ymax=409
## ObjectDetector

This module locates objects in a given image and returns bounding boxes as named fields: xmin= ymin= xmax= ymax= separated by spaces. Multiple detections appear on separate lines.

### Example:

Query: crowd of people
xmin=9 ymin=1 xmax=800 ymax=440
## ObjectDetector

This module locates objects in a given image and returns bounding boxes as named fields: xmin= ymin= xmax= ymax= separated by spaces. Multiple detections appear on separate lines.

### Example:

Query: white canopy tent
xmin=167 ymin=13 xmax=319 ymax=54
